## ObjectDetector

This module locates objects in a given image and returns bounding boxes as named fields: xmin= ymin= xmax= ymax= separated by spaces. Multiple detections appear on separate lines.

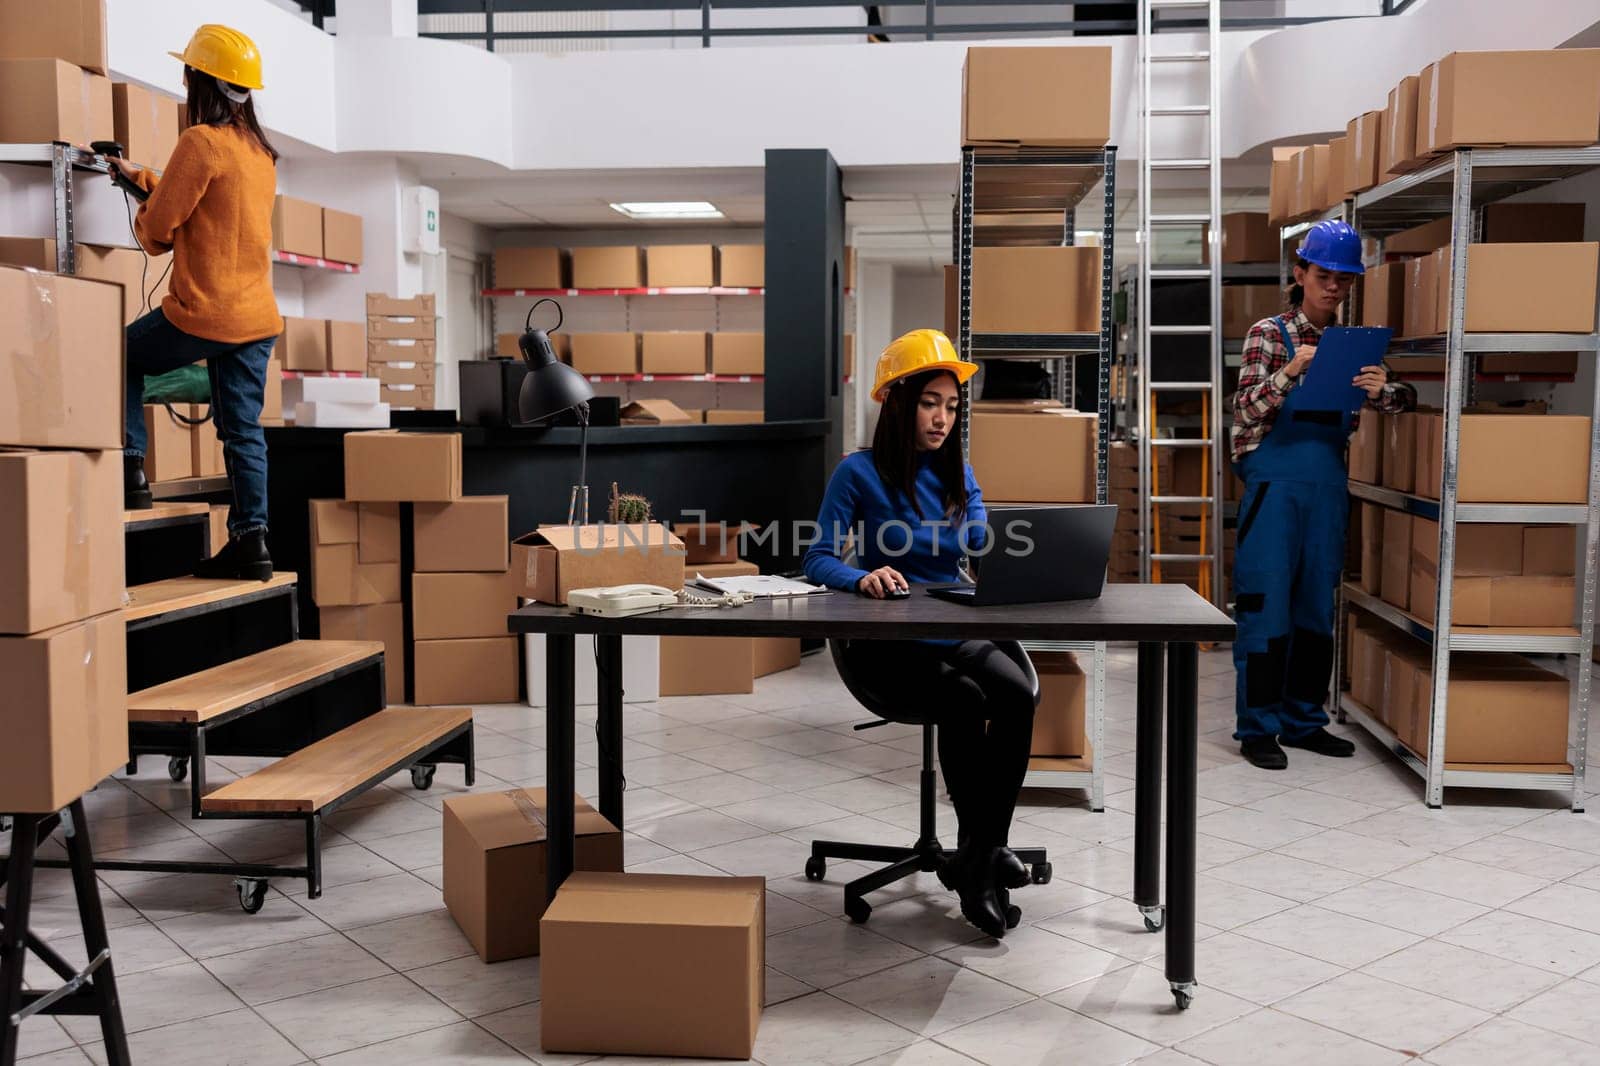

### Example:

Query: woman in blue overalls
xmin=1230 ymin=220 xmax=1413 ymax=770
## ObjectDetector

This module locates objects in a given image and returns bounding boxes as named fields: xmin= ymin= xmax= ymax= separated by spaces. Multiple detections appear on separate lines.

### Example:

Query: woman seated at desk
xmin=803 ymin=329 xmax=1033 ymax=940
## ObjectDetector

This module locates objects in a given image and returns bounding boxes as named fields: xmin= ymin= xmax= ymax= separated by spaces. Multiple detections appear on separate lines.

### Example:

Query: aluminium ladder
xmin=1136 ymin=0 xmax=1225 ymax=605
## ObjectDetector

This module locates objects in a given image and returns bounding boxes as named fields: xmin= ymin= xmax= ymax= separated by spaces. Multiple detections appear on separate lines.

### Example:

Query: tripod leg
xmin=62 ymin=802 xmax=130 ymax=1066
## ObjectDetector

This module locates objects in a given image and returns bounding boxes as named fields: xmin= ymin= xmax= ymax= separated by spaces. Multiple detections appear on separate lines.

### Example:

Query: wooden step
xmin=124 ymin=501 xmax=210 ymax=530
xmin=124 ymin=572 xmax=298 ymax=624
xmin=201 ymin=706 xmax=473 ymax=813
xmin=128 ymin=639 xmax=382 ymax=724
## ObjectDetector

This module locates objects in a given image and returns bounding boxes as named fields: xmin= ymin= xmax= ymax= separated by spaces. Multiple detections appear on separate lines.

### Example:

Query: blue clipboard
xmin=1293 ymin=326 xmax=1393 ymax=413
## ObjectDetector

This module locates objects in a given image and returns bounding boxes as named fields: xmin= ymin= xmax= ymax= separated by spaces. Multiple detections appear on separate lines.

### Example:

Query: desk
xmin=507 ymin=584 xmax=1234 ymax=1009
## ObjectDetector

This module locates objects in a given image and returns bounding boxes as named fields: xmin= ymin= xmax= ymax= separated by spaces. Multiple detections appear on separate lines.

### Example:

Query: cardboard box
xmin=718 ymin=245 xmax=763 ymax=288
xmin=1401 ymin=251 xmax=1436 ymax=339
xmin=1384 ymin=640 xmax=1431 ymax=747
xmin=0 ymin=450 xmax=122 ymax=636
xmin=321 ymin=208 xmax=363 ymax=265
xmin=1410 ymin=518 xmax=1522 ymax=577
xmin=357 ymin=503 xmax=399 ymax=564
xmin=444 ymin=789 xmax=623 ymax=963
xmin=413 ymin=637 xmax=518 ymax=705
xmin=344 ymin=431 xmax=462 ymax=502
xmin=1411 ymin=567 xmax=1574 ymax=628
xmin=493 ymin=248 xmax=565 ymax=290
xmin=142 ymin=404 xmax=194 ymax=482
xmin=261 ymin=358 xmax=283 ymax=424
xmin=1348 ymin=412 xmax=1382 ymax=484
xmin=971 ymin=247 xmax=1099 ymax=333
xmin=271 ymin=195 xmax=324 ymax=258
xmin=1386 ymin=217 xmax=1451 ymax=256
xmin=1030 ymin=650 xmax=1085 ymax=757
xmin=0 ymin=610 xmax=126 ymax=813
xmin=366 ymin=315 xmax=436 ymax=341
xmin=1461 ymin=243 xmax=1600 ymax=333
xmin=0 ymin=268 xmax=122 ymax=453
xmin=112 ymin=81 xmax=178 ymax=170
xmin=318 ymin=602 xmax=404 ymax=704
xmin=512 ymin=524 xmax=686 ymax=606
xmin=754 ymin=636 xmax=802 ymax=677
xmin=380 ymin=383 xmax=434 ymax=409
xmin=540 ymin=872 xmax=764 ymax=1060
xmin=1381 ymin=413 xmax=1416 ymax=493
xmin=0 ymin=0 xmax=107 ymax=73
xmin=675 ymin=521 xmax=746 ymax=565
xmin=1348 ymin=623 xmax=1387 ymax=714
xmin=622 ymin=399 xmax=695 ymax=425
xmin=1222 ymin=285 xmax=1280 ymax=338
xmin=1414 ymin=413 xmax=1590 ymax=503
xmin=309 ymin=500 xmax=400 ymax=606
xmin=1420 ymin=50 xmax=1600 ymax=155
xmin=366 ymin=293 xmax=436 ymax=317
xmin=704 ymin=409 xmax=764 ymax=424
xmin=1325 ymin=136 xmax=1349 ymax=211
xmin=844 ymin=334 xmax=855 ymax=381
xmin=0 ymin=239 xmax=170 ymax=325
xmin=414 ymin=496 xmax=509 ymax=573
xmin=279 ymin=316 xmax=328 ymax=372
xmin=970 ymin=410 xmax=1095 ymax=503
xmin=1268 ymin=146 xmax=1307 ymax=226
xmin=190 ymin=411 xmax=224 ymax=478
xmin=962 ymin=45 xmax=1111 ymax=147
xmin=412 ymin=571 xmax=518 ymax=641
xmin=1360 ymin=261 xmax=1406 ymax=330
xmin=1525 ymin=526 xmax=1576 ymax=577
xmin=660 ymin=635 xmax=756 ymax=696
xmin=641 ymin=332 xmax=708 ymax=375
xmin=1381 ymin=509 xmax=1412 ymax=612
xmin=1293 ymin=145 xmax=1331 ymax=219
xmin=1481 ymin=203 xmax=1587 ymax=244
xmin=0 ymin=58 xmax=111 ymax=146
xmin=1346 ymin=110 xmax=1384 ymax=195
xmin=326 ymin=320 xmax=366 ymax=373
xmin=1407 ymin=659 xmax=1570 ymax=764
xmin=367 ymin=338 xmax=437 ymax=363
xmin=711 ymin=333 xmax=763 ymax=376
xmin=1382 ymin=75 xmax=1423 ymax=178
xmin=570 ymin=333 xmax=638 ymax=376
xmin=367 ymin=360 xmax=436 ymax=386
xmin=646 ymin=245 xmax=715 ymax=288
xmin=1219 ymin=213 xmax=1278 ymax=265
xmin=572 ymin=246 xmax=644 ymax=289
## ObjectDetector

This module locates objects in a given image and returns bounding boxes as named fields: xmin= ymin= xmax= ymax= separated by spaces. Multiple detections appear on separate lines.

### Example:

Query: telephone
xmin=568 ymin=584 xmax=679 ymax=618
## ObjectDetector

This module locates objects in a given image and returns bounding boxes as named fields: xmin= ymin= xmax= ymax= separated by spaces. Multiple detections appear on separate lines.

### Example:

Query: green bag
xmin=142 ymin=364 xmax=210 ymax=405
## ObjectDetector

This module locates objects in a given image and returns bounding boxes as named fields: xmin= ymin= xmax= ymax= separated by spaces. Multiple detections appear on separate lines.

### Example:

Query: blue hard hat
xmin=1296 ymin=220 xmax=1365 ymax=275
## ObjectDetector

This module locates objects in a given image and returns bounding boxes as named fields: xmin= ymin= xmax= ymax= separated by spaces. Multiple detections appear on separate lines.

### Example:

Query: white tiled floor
xmin=12 ymin=645 xmax=1600 ymax=1064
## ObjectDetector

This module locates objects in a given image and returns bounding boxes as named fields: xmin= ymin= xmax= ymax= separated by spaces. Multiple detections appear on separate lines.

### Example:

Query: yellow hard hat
xmin=170 ymin=24 xmax=264 ymax=91
xmin=871 ymin=329 xmax=978 ymax=402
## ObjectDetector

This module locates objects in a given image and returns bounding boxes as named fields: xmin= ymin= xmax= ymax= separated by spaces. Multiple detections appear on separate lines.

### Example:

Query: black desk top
xmin=507 ymin=583 xmax=1234 ymax=642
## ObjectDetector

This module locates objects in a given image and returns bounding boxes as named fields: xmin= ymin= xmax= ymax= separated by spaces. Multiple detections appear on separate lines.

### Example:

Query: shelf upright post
xmin=1423 ymin=149 xmax=1475 ymax=809
xmin=51 ymin=143 xmax=77 ymax=275
xmin=958 ymin=148 xmax=976 ymax=464
xmin=1574 ymin=262 xmax=1600 ymax=812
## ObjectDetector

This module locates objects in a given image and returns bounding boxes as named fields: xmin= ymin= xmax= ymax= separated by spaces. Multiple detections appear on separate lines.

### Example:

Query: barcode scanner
xmin=91 ymin=141 xmax=150 ymax=202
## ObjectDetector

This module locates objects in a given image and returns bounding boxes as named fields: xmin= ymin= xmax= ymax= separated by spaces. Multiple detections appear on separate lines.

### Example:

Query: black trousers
xmin=842 ymin=640 xmax=1035 ymax=848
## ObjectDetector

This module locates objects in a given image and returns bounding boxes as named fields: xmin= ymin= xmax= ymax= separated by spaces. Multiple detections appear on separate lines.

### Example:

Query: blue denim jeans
xmin=124 ymin=309 xmax=277 ymax=536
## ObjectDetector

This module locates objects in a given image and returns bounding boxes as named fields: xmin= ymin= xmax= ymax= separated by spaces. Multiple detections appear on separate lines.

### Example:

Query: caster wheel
xmin=844 ymin=896 xmax=872 ymax=924
xmin=1004 ymin=904 xmax=1022 ymax=930
xmin=804 ymin=856 xmax=826 ymax=882
xmin=1031 ymin=862 xmax=1053 ymax=885
xmin=1141 ymin=905 xmax=1165 ymax=932
xmin=168 ymin=757 xmax=188 ymax=783
xmin=1173 ymin=989 xmax=1193 ymax=1011
xmin=235 ymin=878 xmax=269 ymax=915
xmin=410 ymin=765 xmax=436 ymax=791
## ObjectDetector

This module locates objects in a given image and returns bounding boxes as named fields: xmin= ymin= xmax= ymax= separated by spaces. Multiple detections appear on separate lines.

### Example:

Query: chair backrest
xmin=828 ymin=638 xmax=1041 ymax=727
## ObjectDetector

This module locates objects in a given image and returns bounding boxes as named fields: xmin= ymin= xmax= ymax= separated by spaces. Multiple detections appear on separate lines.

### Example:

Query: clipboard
xmin=1293 ymin=326 xmax=1393 ymax=413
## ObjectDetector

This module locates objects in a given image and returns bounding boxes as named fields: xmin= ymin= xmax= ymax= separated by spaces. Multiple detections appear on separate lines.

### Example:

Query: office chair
xmin=806 ymin=638 xmax=1053 ymax=924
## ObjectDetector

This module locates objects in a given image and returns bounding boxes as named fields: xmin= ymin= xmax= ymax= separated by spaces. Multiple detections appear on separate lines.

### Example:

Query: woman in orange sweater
xmin=115 ymin=25 xmax=284 ymax=582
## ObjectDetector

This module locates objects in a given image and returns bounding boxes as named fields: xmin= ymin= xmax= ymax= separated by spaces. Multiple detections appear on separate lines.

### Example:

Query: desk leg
xmin=546 ymin=634 xmax=576 ymax=899
xmin=1133 ymin=642 xmax=1164 ymax=933
xmin=596 ymin=634 xmax=624 ymax=830
xmin=1165 ymin=640 xmax=1199 ymax=1010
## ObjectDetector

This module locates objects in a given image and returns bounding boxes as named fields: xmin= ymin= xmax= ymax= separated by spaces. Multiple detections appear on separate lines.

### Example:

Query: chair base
xmin=806 ymin=836 xmax=1051 ymax=924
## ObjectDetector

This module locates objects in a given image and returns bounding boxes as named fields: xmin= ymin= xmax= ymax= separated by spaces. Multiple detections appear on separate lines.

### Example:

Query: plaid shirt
xmin=1230 ymin=307 xmax=1412 ymax=463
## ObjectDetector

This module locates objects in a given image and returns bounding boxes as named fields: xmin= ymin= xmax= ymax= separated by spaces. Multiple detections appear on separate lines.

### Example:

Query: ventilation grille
xmin=418 ymin=10 xmax=610 ymax=54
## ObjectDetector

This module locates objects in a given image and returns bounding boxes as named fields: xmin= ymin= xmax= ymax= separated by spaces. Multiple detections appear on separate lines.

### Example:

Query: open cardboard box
xmin=512 ymin=524 xmax=686 ymax=605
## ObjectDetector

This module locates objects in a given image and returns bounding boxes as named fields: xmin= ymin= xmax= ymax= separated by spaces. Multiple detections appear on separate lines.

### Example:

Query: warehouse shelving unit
xmin=1336 ymin=145 xmax=1600 ymax=809
xmin=955 ymin=144 xmax=1114 ymax=806
xmin=0 ymin=142 xmax=112 ymax=273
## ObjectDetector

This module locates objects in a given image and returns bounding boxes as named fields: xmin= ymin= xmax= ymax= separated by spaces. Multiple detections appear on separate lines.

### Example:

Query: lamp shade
xmin=516 ymin=327 xmax=594 ymax=424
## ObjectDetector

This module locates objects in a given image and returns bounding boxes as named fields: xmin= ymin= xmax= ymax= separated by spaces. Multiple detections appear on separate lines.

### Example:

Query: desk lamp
xmin=514 ymin=298 xmax=595 ymax=524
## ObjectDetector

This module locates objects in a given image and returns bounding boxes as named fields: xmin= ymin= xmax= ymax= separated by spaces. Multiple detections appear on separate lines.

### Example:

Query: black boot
xmin=948 ymin=845 xmax=1008 ymax=939
xmin=194 ymin=529 xmax=273 ymax=583
xmin=1281 ymin=728 xmax=1356 ymax=758
xmin=124 ymin=455 xmax=152 ymax=510
xmin=949 ymin=828 xmax=1032 ymax=892
xmin=1240 ymin=736 xmax=1288 ymax=770
xmin=997 ymin=884 xmax=1022 ymax=930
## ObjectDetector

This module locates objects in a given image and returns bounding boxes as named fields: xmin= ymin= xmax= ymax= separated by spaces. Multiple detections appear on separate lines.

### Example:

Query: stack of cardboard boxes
xmin=1270 ymin=48 xmax=1600 ymax=224
xmin=492 ymin=242 xmax=764 ymax=291
xmin=0 ymin=262 xmax=128 ymax=813
xmin=270 ymin=192 xmax=365 ymax=267
xmin=364 ymin=293 xmax=437 ymax=411
xmin=1105 ymin=442 xmax=1234 ymax=596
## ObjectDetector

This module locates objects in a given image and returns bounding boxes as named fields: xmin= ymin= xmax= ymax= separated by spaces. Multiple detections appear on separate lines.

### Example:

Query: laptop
xmin=926 ymin=505 xmax=1117 ymax=607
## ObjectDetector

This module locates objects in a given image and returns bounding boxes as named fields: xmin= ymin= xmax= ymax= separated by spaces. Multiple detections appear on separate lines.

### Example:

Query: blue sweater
xmin=803 ymin=450 xmax=988 ymax=593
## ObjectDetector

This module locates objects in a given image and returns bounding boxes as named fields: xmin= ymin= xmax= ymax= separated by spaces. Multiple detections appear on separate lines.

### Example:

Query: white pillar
xmin=335 ymin=0 xmax=417 ymax=38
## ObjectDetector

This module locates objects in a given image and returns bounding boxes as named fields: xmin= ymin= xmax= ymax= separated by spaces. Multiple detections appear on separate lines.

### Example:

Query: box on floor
xmin=1391 ymin=654 xmax=1570 ymax=765
xmin=540 ymin=871 xmax=764 ymax=1060
xmin=660 ymin=560 xmax=802 ymax=697
xmin=443 ymin=789 xmax=623 ymax=962
xmin=319 ymin=602 xmax=405 ymax=705
xmin=413 ymin=636 xmax=518 ymax=706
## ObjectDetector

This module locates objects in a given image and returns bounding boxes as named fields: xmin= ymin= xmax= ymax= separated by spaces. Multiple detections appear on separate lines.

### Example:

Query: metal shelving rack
xmin=1336 ymin=145 xmax=1600 ymax=809
xmin=0 ymin=142 xmax=112 ymax=273
xmin=956 ymin=145 xmax=1114 ymax=806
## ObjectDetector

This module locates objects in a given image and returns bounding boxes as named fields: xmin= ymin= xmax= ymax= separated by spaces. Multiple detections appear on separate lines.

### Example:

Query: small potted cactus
xmin=607 ymin=482 xmax=652 ymax=524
